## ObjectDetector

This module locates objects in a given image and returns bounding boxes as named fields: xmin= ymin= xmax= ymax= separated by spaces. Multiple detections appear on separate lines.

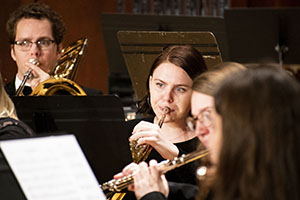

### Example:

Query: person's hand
xmin=25 ymin=61 xmax=50 ymax=89
xmin=134 ymin=160 xmax=169 ymax=200
xmin=130 ymin=121 xmax=179 ymax=160
xmin=113 ymin=162 xmax=138 ymax=191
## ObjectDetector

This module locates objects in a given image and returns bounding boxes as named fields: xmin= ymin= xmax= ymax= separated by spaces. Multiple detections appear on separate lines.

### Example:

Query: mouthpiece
xmin=158 ymin=107 xmax=170 ymax=128
xmin=29 ymin=58 xmax=39 ymax=66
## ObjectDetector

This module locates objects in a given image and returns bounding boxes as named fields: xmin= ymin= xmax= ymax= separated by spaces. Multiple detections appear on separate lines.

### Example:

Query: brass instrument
xmin=130 ymin=107 xmax=170 ymax=163
xmin=31 ymin=78 xmax=86 ymax=96
xmin=110 ymin=108 xmax=170 ymax=200
xmin=53 ymin=37 xmax=87 ymax=80
xmin=111 ymin=107 xmax=170 ymax=200
xmin=15 ymin=69 xmax=33 ymax=96
xmin=15 ymin=58 xmax=39 ymax=96
xmin=101 ymin=149 xmax=209 ymax=199
xmin=16 ymin=37 xmax=88 ymax=96
xmin=16 ymin=69 xmax=32 ymax=96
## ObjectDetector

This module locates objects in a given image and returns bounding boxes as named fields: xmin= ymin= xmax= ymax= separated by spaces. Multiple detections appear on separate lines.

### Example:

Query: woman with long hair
xmin=124 ymin=45 xmax=207 ymax=185
xmin=126 ymin=62 xmax=246 ymax=200
xmin=212 ymin=65 xmax=300 ymax=200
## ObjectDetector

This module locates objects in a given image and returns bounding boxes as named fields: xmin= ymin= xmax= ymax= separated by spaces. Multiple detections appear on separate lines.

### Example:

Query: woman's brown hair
xmin=138 ymin=45 xmax=207 ymax=115
xmin=192 ymin=62 xmax=246 ymax=96
xmin=214 ymin=65 xmax=300 ymax=200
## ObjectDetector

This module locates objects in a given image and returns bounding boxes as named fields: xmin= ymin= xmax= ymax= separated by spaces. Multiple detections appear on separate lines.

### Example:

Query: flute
xmin=101 ymin=149 xmax=209 ymax=198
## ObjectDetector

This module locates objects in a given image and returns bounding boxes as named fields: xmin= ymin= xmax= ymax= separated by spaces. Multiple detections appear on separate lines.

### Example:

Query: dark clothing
xmin=141 ymin=192 xmax=167 ymax=200
xmin=4 ymin=81 xmax=15 ymax=97
xmin=140 ymin=182 xmax=213 ymax=200
xmin=140 ymin=183 xmax=199 ymax=200
xmin=126 ymin=117 xmax=199 ymax=184
xmin=168 ymin=182 xmax=198 ymax=200
xmin=0 ymin=117 xmax=34 ymax=140
xmin=146 ymin=137 xmax=199 ymax=185
xmin=123 ymin=118 xmax=199 ymax=200
xmin=5 ymin=79 xmax=102 ymax=96
xmin=22 ymin=86 xmax=33 ymax=95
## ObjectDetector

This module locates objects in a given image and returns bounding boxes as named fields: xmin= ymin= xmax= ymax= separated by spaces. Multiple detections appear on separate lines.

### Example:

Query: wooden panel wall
xmin=0 ymin=0 xmax=21 ymax=84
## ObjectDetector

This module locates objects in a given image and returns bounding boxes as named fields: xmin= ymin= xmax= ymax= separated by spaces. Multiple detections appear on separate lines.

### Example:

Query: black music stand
xmin=117 ymin=31 xmax=222 ymax=100
xmin=12 ymin=95 xmax=125 ymax=133
xmin=11 ymin=96 xmax=133 ymax=183
xmin=224 ymin=8 xmax=300 ymax=66
xmin=0 ymin=149 xmax=26 ymax=199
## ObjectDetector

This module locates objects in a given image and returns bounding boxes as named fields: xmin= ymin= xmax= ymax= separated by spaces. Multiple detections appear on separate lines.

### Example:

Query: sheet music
xmin=0 ymin=135 xmax=106 ymax=200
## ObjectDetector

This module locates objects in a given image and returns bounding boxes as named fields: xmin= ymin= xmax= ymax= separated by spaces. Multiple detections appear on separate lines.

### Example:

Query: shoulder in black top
xmin=4 ymin=80 xmax=16 ymax=97
xmin=0 ymin=117 xmax=35 ymax=140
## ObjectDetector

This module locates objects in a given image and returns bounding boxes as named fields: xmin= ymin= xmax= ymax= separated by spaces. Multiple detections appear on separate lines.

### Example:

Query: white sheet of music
xmin=0 ymin=135 xmax=106 ymax=200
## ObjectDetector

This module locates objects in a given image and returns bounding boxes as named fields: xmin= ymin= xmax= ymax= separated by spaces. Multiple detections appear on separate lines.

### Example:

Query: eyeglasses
xmin=14 ymin=39 xmax=55 ymax=51
xmin=187 ymin=107 xmax=213 ymax=131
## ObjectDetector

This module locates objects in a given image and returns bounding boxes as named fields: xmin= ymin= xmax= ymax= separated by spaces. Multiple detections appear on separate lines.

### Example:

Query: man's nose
xmin=29 ymin=43 xmax=41 ymax=57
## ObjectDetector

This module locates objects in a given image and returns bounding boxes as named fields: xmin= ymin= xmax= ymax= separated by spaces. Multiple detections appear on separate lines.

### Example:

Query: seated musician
xmin=115 ymin=62 xmax=246 ymax=200
xmin=5 ymin=2 xmax=101 ymax=96
xmin=130 ymin=64 xmax=300 ymax=200
xmin=123 ymin=45 xmax=207 ymax=187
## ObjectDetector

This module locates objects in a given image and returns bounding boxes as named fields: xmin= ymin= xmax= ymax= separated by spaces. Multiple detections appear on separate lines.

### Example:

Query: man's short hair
xmin=6 ymin=2 xmax=66 ymax=45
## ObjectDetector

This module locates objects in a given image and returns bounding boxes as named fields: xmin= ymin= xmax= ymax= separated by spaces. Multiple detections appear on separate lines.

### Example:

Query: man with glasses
xmin=5 ymin=2 xmax=101 ymax=96
xmin=5 ymin=3 xmax=64 ymax=96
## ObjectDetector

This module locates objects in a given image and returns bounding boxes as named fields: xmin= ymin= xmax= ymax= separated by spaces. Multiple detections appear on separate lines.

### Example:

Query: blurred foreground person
xmin=0 ymin=73 xmax=34 ymax=139
xmin=211 ymin=65 xmax=300 ymax=200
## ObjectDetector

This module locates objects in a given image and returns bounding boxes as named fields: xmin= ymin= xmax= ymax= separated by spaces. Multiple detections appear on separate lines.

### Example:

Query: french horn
xmin=129 ymin=107 xmax=170 ymax=163
xmin=109 ymin=107 xmax=170 ymax=200
xmin=16 ymin=37 xmax=88 ymax=96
